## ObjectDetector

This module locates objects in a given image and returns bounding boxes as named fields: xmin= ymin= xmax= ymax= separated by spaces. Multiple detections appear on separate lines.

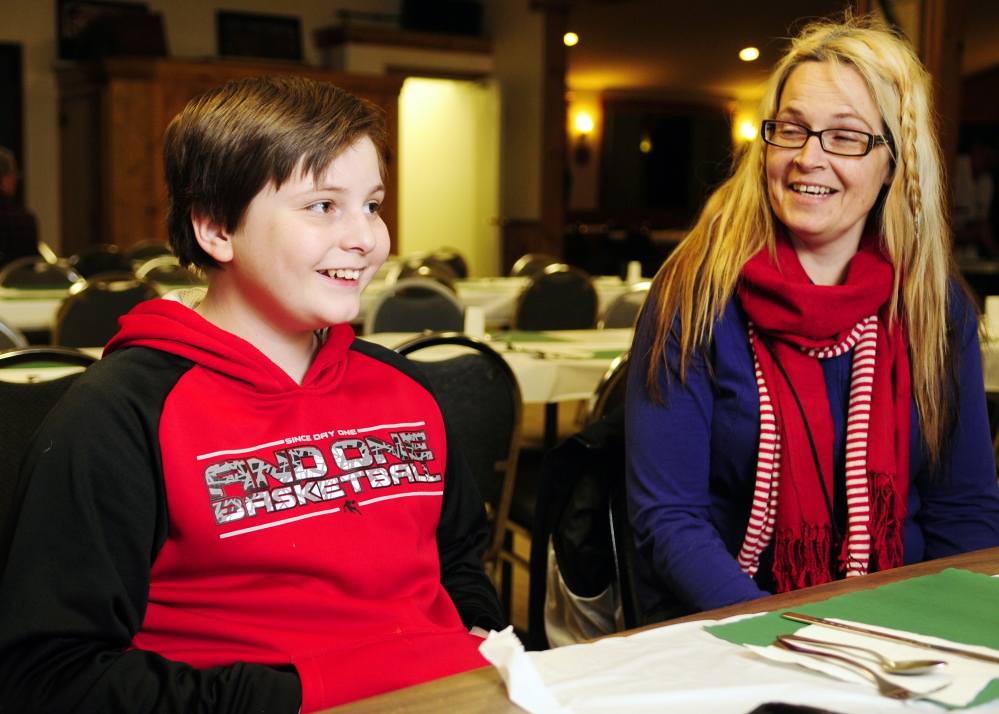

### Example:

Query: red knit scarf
xmin=736 ymin=232 xmax=910 ymax=592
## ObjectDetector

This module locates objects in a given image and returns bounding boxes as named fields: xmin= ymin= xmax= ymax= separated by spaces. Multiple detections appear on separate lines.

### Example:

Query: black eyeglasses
xmin=761 ymin=120 xmax=888 ymax=157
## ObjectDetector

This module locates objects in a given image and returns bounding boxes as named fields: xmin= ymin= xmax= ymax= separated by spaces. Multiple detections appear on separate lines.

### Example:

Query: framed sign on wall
xmin=217 ymin=11 xmax=302 ymax=62
xmin=57 ymin=0 xmax=150 ymax=60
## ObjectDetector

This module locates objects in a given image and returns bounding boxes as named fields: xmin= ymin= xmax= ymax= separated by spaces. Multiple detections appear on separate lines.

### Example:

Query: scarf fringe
xmin=772 ymin=525 xmax=834 ymax=593
xmin=867 ymin=470 xmax=904 ymax=572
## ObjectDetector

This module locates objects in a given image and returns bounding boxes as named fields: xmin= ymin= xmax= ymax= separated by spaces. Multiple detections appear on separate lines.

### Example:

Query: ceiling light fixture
xmin=739 ymin=47 xmax=760 ymax=61
xmin=564 ymin=32 xmax=579 ymax=47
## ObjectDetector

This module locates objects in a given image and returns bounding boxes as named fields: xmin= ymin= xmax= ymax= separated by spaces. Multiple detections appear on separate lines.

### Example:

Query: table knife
xmin=782 ymin=612 xmax=999 ymax=666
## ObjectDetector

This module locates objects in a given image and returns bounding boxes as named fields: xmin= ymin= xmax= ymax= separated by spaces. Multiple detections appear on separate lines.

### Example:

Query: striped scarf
xmin=736 ymin=231 xmax=910 ymax=592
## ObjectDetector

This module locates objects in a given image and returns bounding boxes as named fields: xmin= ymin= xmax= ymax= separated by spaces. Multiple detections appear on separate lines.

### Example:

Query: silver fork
xmin=773 ymin=639 xmax=949 ymax=700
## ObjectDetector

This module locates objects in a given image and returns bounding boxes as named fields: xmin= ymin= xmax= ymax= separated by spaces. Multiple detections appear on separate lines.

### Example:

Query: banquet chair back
xmin=68 ymin=244 xmax=132 ymax=279
xmin=126 ymin=239 xmax=173 ymax=266
xmin=430 ymin=247 xmax=470 ymax=279
xmin=0 ymin=318 xmax=28 ymax=351
xmin=135 ymin=255 xmax=203 ymax=287
xmin=364 ymin=277 xmax=464 ymax=335
xmin=37 ymin=241 xmax=60 ymax=265
xmin=586 ymin=353 xmax=630 ymax=425
xmin=396 ymin=333 xmax=523 ymax=577
xmin=526 ymin=408 xmax=628 ymax=649
xmin=0 ymin=347 xmax=97 ymax=534
xmin=387 ymin=253 xmax=459 ymax=292
xmin=509 ymin=253 xmax=559 ymax=278
xmin=598 ymin=282 xmax=651 ymax=329
xmin=52 ymin=272 xmax=160 ymax=347
xmin=588 ymin=353 xmax=642 ymax=632
xmin=511 ymin=264 xmax=599 ymax=331
xmin=525 ymin=353 xmax=637 ymax=650
xmin=0 ymin=256 xmax=81 ymax=290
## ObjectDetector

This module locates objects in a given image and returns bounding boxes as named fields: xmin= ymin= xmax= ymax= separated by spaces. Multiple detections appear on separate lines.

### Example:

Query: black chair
xmin=586 ymin=353 xmax=630 ymax=423
xmin=135 ymin=255 xmax=203 ymax=287
xmin=598 ymin=281 xmax=651 ymax=329
xmin=52 ymin=272 xmax=160 ymax=347
xmin=0 ymin=256 xmax=81 ymax=290
xmin=0 ymin=318 xmax=28 ymax=351
xmin=589 ymin=354 xmax=642 ymax=633
xmin=525 ymin=352 xmax=636 ymax=650
xmin=510 ymin=264 xmax=599 ymax=331
xmin=126 ymin=238 xmax=173 ymax=266
xmin=509 ymin=253 xmax=560 ymax=278
xmin=431 ymin=247 xmax=470 ymax=279
xmin=0 ymin=347 xmax=97 ymax=533
xmin=387 ymin=252 xmax=459 ymax=292
xmin=396 ymin=332 xmax=523 ymax=607
xmin=37 ymin=241 xmax=61 ymax=265
xmin=68 ymin=244 xmax=133 ymax=279
xmin=0 ymin=345 xmax=99 ymax=368
xmin=364 ymin=277 xmax=464 ymax=335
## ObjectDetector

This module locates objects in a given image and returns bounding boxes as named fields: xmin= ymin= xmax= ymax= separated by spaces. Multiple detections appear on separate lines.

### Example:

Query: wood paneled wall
xmin=57 ymin=58 xmax=403 ymax=256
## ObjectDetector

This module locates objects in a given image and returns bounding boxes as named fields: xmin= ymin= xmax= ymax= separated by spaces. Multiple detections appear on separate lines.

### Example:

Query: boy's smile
xmin=194 ymin=136 xmax=390 ymax=373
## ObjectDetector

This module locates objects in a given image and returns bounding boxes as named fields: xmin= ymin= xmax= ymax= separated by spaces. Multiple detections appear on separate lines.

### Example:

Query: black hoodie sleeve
xmin=435 ymin=435 xmax=507 ymax=631
xmin=0 ymin=348 xmax=302 ymax=714
xmin=349 ymin=339 xmax=506 ymax=632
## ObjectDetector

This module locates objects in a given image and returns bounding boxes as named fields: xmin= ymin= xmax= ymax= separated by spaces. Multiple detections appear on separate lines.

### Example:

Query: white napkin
xmin=479 ymin=626 xmax=567 ymax=714
xmin=751 ymin=620 xmax=999 ymax=707
xmin=479 ymin=619 xmax=938 ymax=714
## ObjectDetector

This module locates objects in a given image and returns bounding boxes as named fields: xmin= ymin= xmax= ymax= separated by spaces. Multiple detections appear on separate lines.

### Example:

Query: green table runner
xmin=705 ymin=568 xmax=999 ymax=707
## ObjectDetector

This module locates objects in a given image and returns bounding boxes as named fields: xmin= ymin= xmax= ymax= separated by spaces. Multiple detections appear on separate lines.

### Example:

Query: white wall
xmin=398 ymin=77 xmax=499 ymax=276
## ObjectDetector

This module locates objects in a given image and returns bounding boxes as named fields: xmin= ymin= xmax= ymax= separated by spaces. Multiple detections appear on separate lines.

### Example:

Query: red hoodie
xmin=102 ymin=299 xmax=491 ymax=711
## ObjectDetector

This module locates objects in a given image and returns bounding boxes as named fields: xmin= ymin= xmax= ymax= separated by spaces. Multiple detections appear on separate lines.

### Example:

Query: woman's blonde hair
xmin=641 ymin=13 xmax=956 ymax=464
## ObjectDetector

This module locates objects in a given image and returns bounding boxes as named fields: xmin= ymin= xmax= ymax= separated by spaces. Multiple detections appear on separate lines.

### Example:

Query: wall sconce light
xmin=639 ymin=131 xmax=653 ymax=154
xmin=737 ymin=120 xmax=758 ymax=141
xmin=574 ymin=112 xmax=594 ymax=165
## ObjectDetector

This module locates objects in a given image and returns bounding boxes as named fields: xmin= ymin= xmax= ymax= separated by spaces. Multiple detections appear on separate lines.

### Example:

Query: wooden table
xmin=318 ymin=546 xmax=999 ymax=713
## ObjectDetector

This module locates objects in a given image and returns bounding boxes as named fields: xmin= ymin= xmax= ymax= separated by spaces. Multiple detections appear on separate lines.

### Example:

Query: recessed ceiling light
xmin=739 ymin=47 xmax=760 ymax=62
xmin=564 ymin=32 xmax=579 ymax=47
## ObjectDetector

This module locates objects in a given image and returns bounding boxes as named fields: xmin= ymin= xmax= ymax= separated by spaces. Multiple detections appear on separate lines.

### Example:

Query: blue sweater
xmin=625 ymin=285 xmax=999 ymax=615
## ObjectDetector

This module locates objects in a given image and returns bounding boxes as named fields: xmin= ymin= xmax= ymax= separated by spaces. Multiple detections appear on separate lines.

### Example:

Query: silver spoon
xmin=779 ymin=633 xmax=947 ymax=675
xmin=773 ymin=639 xmax=949 ymax=700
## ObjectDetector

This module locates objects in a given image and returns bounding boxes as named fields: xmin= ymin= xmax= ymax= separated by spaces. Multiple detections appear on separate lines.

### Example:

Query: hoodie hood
xmin=105 ymin=299 xmax=355 ymax=394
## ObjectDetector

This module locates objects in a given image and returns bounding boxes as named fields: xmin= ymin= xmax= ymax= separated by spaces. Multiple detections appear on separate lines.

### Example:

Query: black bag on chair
xmin=527 ymin=408 xmax=638 ymax=649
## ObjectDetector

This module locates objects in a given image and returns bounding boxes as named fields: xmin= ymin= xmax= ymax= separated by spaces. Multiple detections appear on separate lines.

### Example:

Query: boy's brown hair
xmin=164 ymin=75 xmax=387 ymax=270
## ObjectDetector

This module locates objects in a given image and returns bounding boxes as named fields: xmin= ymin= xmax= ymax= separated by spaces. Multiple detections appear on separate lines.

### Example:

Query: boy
xmin=0 ymin=76 xmax=504 ymax=713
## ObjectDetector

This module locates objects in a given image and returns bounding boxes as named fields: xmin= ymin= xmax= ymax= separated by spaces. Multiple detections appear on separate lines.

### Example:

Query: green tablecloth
xmin=705 ymin=568 xmax=999 ymax=707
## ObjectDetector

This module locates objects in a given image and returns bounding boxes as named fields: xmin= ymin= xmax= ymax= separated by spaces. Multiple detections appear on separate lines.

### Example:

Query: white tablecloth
xmin=360 ymin=329 xmax=633 ymax=405
xmin=481 ymin=617 xmax=999 ymax=714
xmin=358 ymin=276 xmax=635 ymax=327
xmin=0 ymin=294 xmax=64 ymax=332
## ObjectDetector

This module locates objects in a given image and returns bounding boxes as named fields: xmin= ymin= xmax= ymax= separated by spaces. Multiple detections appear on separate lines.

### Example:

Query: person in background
xmin=626 ymin=14 xmax=999 ymax=622
xmin=0 ymin=75 xmax=504 ymax=713
xmin=0 ymin=146 xmax=39 ymax=268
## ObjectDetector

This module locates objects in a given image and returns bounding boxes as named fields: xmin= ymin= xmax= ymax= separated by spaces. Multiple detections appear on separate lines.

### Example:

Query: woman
xmin=626 ymin=15 xmax=999 ymax=621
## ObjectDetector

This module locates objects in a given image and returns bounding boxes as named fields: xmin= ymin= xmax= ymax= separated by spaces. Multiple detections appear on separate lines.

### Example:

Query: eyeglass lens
xmin=764 ymin=121 xmax=874 ymax=156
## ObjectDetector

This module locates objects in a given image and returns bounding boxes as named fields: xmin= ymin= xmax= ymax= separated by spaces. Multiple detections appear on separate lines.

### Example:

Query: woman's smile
xmin=766 ymin=61 xmax=892 ymax=284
